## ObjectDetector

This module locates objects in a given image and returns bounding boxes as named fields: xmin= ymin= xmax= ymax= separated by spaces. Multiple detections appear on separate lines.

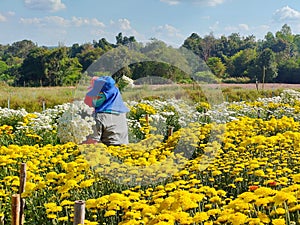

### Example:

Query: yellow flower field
xmin=1 ymin=89 xmax=300 ymax=224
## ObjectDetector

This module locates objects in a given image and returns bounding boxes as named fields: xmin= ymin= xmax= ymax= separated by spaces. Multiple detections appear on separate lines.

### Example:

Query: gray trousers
xmin=90 ymin=112 xmax=129 ymax=146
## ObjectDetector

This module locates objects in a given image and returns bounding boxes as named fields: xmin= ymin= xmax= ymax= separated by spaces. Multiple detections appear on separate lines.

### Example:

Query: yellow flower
xmin=254 ymin=169 xmax=265 ymax=177
xmin=193 ymin=212 xmax=209 ymax=223
xmin=104 ymin=210 xmax=116 ymax=217
xmin=292 ymin=174 xmax=300 ymax=183
xmin=258 ymin=212 xmax=270 ymax=224
xmin=209 ymin=196 xmax=222 ymax=204
xmin=61 ymin=200 xmax=74 ymax=206
xmin=272 ymin=218 xmax=286 ymax=225
xmin=174 ymin=211 xmax=193 ymax=224
xmin=153 ymin=213 xmax=175 ymax=223
xmin=58 ymin=216 xmax=68 ymax=221
xmin=255 ymin=197 xmax=272 ymax=206
xmin=273 ymin=191 xmax=296 ymax=206
xmin=47 ymin=214 xmax=57 ymax=219
xmin=234 ymin=177 xmax=244 ymax=182
xmin=84 ymin=220 xmax=99 ymax=225
xmin=46 ymin=171 xmax=58 ymax=180
xmin=229 ymin=212 xmax=247 ymax=225
xmin=65 ymin=179 xmax=78 ymax=188
xmin=247 ymin=218 xmax=261 ymax=225
xmin=271 ymin=207 xmax=285 ymax=215
xmin=79 ymin=179 xmax=95 ymax=188
xmin=85 ymin=199 xmax=97 ymax=209
xmin=212 ymin=170 xmax=222 ymax=176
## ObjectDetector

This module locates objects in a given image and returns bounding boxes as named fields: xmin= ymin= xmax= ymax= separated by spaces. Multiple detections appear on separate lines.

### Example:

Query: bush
xmin=222 ymin=77 xmax=251 ymax=83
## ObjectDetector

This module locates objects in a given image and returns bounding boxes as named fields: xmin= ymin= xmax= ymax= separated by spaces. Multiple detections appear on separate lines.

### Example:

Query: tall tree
xmin=206 ymin=57 xmax=226 ymax=78
xmin=116 ymin=32 xmax=136 ymax=46
xmin=6 ymin=40 xmax=37 ymax=58
xmin=256 ymin=48 xmax=278 ymax=83
xmin=18 ymin=48 xmax=48 ymax=86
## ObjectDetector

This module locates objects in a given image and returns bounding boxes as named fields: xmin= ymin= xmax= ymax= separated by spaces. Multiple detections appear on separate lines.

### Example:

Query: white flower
xmin=56 ymin=100 xmax=95 ymax=144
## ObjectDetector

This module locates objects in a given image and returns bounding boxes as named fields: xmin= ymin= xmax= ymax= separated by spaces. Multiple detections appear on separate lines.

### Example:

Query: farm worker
xmin=83 ymin=76 xmax=129 ymax=146
xmin=84 ymin=76 xmax=99 ymax=107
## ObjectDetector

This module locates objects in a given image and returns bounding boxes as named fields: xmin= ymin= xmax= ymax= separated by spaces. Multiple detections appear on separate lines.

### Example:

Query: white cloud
xmin=205 ymin=0 xmax=225 ymax=6
xmin=7 ymin=11 xmax=15 ymax=16
xmin=160 ymin=0 xmax=180 ymax=5
xmin=0 ymin=13 xmax=6 ymax=22
xmin=154 ymin=24 xmax=184 ymax=39
xmin=20 ymin=17 xmax=42 ymax=25
xmin=238 ymin=24 xmax=249 ymax=31
xmin=71 ymin=17 xmax=105 ymax=27
xmin=24 ymin=0 xmax=66 ymax=12
xmin=160 ymin=0 xmax=226 ymax=6
xmin=20 ymin=16 xmax=105 ymax=28
xmin=273 ymin=6 xmax=300 ymax=22
xmin=152 ymin=24 xmax=185 ymax=46
xmin=223 ymin=24 xmax=250 ymax=34
xmin=110 ymin=18 xmax=132 ymax=30
xmin=209 ymin=21 xmax=219 ymax=32
xmin=20 ymin=16 xmax=68 ymax=27
xmin=110 ymin=19 xmax=133 ymax=31
xmin=108 ymin=19 xmax=144 ymax=42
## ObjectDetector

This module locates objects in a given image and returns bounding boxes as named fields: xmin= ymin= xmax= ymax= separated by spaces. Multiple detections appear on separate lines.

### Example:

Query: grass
xmin=0 ymin=84 xmax=76 ymax=112
xmin=1 ymin=82 xmax=300 ymax=112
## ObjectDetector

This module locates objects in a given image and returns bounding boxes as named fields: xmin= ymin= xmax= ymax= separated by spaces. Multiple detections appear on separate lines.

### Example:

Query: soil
xmin=210 ymin=83 xmax=300 ymax=90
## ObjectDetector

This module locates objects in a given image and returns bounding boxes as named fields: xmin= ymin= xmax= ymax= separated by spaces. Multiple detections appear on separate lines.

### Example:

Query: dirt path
xmin=215 ymin=83 xmax=300 ymax=90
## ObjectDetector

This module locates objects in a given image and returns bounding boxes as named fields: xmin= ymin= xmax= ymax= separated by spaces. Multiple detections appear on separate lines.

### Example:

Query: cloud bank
xmin=24 ymin=0 xmax=66 ymax=12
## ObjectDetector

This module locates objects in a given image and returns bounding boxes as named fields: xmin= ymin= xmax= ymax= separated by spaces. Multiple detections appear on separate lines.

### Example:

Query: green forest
xmin=1 ymin=24 xmax=300 ymax=87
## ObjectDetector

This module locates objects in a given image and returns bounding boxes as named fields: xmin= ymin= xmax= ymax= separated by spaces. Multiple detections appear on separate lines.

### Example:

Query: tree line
xmin=0 ymin=24 xmax=300 ymax=87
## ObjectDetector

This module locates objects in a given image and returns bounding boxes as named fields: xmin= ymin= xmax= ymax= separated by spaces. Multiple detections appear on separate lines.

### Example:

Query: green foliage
xmin=0 ymin=87 xmax=74 ymax=112
xmin=206 ymin=57 xmax=226 ymax=78
xmin=193 ymin=71 xmax=220 ymax=83
xmin=222 ymin=77 xmax=251 ymax=83
xmin=1 ymin=24 xmax=300 ymax=86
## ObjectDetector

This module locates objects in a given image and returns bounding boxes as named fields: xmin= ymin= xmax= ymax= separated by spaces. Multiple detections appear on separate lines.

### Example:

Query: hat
xmin=86 ymin=76 xmax=116 ymax=97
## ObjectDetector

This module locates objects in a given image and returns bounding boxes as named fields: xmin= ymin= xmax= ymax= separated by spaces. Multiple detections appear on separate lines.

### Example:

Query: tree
xmin=276 ymin=59 xmax=300 ymax=83
xmin=206 ymin=57 xmax=226 ymax=78
xmin=182 ymin=33 xmax=202 ymax=56
xmin=44 ymin=47 xmax=82 ymax=86
xmin=0 ymin=60 xmax=10 ymax=83
xmin=59 ymin=57 xmax=82 ymax=86
xmin=0 ymin=60 xmax=8 ymax=74
xmin=199 ymin=33 xmax=216 ymax=61
xmin=256 ymin=48 xmax=278 ymax=83
xmin=77 ymin=47 xmax=104 ymax=72
xmin=116 ymin=32 xmax=136 ymax=46
xmin=6 ymin=40 xmax=37 ymax=58
xmin=225 ymin=49 xmax=257 ymax=79
xmin=18 ymin=48 xmax=48 ymax=86
xmin=93 ymin=38 xmax=114 ymax=50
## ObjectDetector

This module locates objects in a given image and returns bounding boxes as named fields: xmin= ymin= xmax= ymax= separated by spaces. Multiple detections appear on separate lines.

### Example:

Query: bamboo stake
xmin=19 ymin=163 xmax=26 ymax=225
xmin=73 ymin=200 xmax=85 ymax=225
xmin=11 ymin=194 xmax=20 ymax=225
xmin=1 ymin=214 xmax=4 ymax=225
xmin=167 ymin=126 xmax=174 ymax=137
xmin=145 ymin=114 xmax=149 ymax=124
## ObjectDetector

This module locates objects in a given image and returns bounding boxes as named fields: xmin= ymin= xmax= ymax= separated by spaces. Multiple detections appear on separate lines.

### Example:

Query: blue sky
xmin=0 ymin=0 xmax=300 ymax=47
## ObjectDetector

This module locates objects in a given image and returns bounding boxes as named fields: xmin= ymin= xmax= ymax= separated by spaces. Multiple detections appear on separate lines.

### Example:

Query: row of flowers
xmin=1 ymin=89 xmax=300 ymax=224
xmin=1 ymin=89 xmax=300 ymax=147
xmin=1 ymin=115 xmax=300 ymax=224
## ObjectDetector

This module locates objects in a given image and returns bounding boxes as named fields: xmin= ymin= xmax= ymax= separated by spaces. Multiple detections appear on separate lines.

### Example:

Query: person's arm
xmin=81 ymin=138 xmax=98 ymax=144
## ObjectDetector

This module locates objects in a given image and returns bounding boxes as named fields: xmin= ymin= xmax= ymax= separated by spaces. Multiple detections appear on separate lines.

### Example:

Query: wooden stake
xmin=12 ymin=194 xmax=20 ymax=225
xmin=19 ymin=163 xmax=26 ymax=225
xmin=167 ymin=126 xmax=174 ymax=137
xmin=1 ymin=214 xmax=4 ymax=225
xmin=145 ymin=114 xmax=149 ymax=124
xmin=73 ymin=200 xmax=85 ymax=225
xmin=19 ymin=163 xmax=26 ymax=194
